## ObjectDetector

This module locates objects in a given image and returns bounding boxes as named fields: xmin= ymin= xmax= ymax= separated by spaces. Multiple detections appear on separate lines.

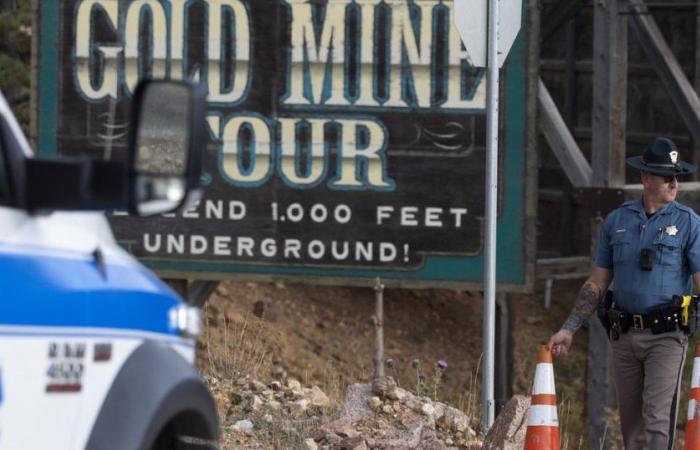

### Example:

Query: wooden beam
xmin=540 ymin=0 xmax=582 ymax=42
xmin=495 ymin=293 xmax=513 ymax=416
xmin=189 ymin=281 xmax=219 ymax=307
xmin=561 ymin=18 xmax=578 ymax=256
xmin=592 ymin=0 xmax=627 ymax=188
xmin=693 ymin=0 xmax=700 ymax=180
xmin=538 ymin=78 xmax=592 ymax=187
xmin=535 ymin=256 xmax=590 ymax=280
xmin=589 ymin=0 xmax=626 ymax=445
xmin=629 ymin=0 xmax=700 ymax=145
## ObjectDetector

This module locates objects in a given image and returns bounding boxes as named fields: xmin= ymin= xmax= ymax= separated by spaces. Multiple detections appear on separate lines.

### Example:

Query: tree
xmin=0 ymin=0 xmax=31 ymax=129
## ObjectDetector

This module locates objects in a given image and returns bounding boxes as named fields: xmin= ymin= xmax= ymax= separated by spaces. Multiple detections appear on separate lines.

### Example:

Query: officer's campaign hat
xmin=626 ymin=137 xmax=696 ymax=176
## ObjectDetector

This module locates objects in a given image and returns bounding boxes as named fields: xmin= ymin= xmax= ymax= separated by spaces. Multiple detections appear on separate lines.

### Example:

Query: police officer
xmin=548 ymin=137 xmax=700 ymax=449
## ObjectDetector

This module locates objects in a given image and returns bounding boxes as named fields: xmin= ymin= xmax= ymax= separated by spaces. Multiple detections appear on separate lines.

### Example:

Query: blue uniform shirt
xmin=595 ymin=198 xmax=700 ymax=314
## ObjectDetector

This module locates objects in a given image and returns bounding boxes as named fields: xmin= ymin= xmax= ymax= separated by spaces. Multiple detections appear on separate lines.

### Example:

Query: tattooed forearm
xmin=562 ymin=279 xmax=603 ymax=334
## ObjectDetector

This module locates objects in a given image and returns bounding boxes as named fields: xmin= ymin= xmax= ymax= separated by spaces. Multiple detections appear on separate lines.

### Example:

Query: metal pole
xmin=482 ymin=0 xmax=500 ymax=432
xmin=373 ymin=277 xmax=385 ymax=379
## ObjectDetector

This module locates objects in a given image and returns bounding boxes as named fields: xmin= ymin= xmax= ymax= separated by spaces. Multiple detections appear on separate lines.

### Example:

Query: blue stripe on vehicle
xmin=0 ymin=250 xmax=182 ymax=336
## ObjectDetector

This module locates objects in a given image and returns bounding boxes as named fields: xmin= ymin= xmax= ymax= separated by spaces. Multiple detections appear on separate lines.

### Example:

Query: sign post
xmin=483 ymin=0 xmax=500 ymax=429
xmin=453 ymin=0 xmax=522 ymax=431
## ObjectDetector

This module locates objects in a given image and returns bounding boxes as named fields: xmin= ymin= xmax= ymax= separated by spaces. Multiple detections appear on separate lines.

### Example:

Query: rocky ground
xmin=197 ymin=278 xmax=605 ymax=449
xmin=206 ymin=373 xmax=485 ymax=449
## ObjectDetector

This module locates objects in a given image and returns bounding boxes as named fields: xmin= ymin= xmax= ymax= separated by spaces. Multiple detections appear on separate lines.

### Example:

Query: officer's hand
xmin=548 ymin=329 xmax=573 ymax=358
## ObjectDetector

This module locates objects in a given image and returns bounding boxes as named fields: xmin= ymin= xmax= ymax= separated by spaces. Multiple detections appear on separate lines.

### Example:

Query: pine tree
xmin=0 ymin=0 xmax=31 ymax=129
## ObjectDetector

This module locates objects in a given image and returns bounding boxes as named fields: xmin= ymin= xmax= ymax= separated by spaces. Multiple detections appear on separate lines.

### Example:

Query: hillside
xmin=198 ymin=278 xmax=604 ymax=448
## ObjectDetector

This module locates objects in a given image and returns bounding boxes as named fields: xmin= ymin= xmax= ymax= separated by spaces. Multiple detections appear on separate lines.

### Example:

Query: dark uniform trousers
xmin=612 ymin=328 xmax=688 ymax=450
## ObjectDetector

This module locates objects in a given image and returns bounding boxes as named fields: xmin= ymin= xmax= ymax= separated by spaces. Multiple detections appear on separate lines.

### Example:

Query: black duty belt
xmin=607 ymin=305 xmax=681 ymax=336
xmin=629 ymin=310 xmax=680 ymax=331
xmin=598 ymin=293 xmax=700 ymax=340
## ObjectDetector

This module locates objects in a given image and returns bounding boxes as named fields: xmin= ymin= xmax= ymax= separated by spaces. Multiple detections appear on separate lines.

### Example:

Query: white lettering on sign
xmin=74 ymin=0 xmax=252 ymax=101
xmin=73 ymin=0 xmax=484 ymax=108
xmin=142 ymin=233 xmax=412 ymax=264
xmin=209 ymin=114 xmax=394 ymax=190
xmin=376 ymin=206 xmax=468 ymax=227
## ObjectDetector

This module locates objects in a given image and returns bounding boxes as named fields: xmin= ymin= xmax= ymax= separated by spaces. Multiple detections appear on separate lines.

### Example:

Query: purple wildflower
xmin=411 ymin=358 xmax=420 ymax=368
xmin=437 ymin=360 xmax=448 ymax=370
xmin=385 ymin=358 xmax=395 ymax=368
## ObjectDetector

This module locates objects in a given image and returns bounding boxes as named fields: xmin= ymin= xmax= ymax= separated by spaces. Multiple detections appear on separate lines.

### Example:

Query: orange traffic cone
xmin=524 ymin=345 xmax=560 ymax=450
xmin=685 ymin=341 xmax=700 ymax=449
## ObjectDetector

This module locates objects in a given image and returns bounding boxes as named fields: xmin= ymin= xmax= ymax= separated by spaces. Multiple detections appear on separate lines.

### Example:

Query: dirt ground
xmin=199 ymin=277 xmax=600 ymax=447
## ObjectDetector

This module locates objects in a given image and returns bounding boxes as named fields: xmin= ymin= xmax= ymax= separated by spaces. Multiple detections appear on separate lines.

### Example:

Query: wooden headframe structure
xmin=538 ymin=0 xmax=700 ymax=446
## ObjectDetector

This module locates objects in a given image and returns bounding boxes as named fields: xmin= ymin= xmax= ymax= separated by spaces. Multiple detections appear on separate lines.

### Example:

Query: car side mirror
xmin=128 ymin=80 xmax=207 ymax=216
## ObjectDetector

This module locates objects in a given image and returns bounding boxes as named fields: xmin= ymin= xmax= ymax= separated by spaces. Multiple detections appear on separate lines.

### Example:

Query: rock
xmin=387 ymin=387 xmax=408 ymax=401
xmin=417 ymin=427 xmax=448 ymax=449
xmin=309 ymin=385 xmax=331 ymax=407
xmin=321 ymin=418 xmax=359 ymax=439
xmin=372 ymin=422 xmax=424 ymax=448
xmin=232 ymin=419 xmax=254 ymax=435
xmin=339 ymin=384 xmax=374 ymax=422
xmin=290 ymin=398 xmax=310 ymax=417
xmin=286 ymin=388 xmax=305 ymax=400
xmin=421 ymin=402 xmax=435 ymax=417
xmin=382 ymin=404 xmax=394 ymax=414
xmin=483 ymin=395 xmax=530 ymax=450
xmin=249 ymin=379 xmax=267 ymax=392
xmin=324 ymin=433 xmax=343 ymax=446
xmin=405 ymin=396 xmax=424 ymax=414
xmin=268 ymin=400 xmax=282 ymax=411
xmin=304 ymin=438 xmax=319 ymax=450
xmin=372 ymin=376 xmax=398 ymax=398
xmin=368 ymin=396 xmax=382 ymax=411
xmin=432 ymin=403 xmax=446 ymax=421
xmin=285 ymin=377 xmax=302 ymax=391
xmin=269 ymin=380 xmax=282 ymax=391
xmin=436 ymin=406 xmax=470 ymax=433
xmin=262 ymin=414 xmax=274 ymax=423
xmin=340 ymin=437 xmax=367 ymax=450
xmin=248 ymin=394 xmax=263 ymax=412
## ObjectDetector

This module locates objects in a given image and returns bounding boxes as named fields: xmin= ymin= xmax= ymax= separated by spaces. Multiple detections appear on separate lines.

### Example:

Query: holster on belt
xmin=672 ymin=294 xmax=700 ymax=336
xmin=606 ymin=309 xmax=630 ymax=340
xmin=597 ymin=291 xmax=615 ymax=337
xmin=644 ymin=304 xmax=681 ymax=334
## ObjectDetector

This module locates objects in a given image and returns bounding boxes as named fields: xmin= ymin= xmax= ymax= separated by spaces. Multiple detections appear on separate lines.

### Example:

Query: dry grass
xmin=198 ymin=304 xmax=345 ymax=449
xmin=200 ymin=312 xmax=272 ymax=381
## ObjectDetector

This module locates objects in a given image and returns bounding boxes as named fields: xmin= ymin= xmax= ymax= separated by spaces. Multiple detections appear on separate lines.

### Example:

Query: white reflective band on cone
xmin=689 ymin=399 xmax=698 ymax=420
xmin=532 ymin=363 xmax=556 ymax=394
xmin=527 ymin=405 xmax=559 ymax=426
xmin=692 ymin=358 xmax=700 ymax=387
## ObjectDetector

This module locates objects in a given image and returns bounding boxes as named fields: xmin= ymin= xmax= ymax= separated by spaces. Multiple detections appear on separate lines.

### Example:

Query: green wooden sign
xmin=37 ymin=0 xmax=535 ymax=290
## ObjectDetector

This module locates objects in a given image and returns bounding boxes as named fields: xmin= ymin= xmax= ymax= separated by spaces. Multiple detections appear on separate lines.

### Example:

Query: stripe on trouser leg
xmin=668 ymin=340 xmax=687 ymax=450
xmin=527 ymin=405 xmax=559 ymax=427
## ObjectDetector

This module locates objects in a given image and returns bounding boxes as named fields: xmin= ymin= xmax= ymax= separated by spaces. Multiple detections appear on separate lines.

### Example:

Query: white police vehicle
xmin=0 ymin=80 xmax=218 ymax=449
